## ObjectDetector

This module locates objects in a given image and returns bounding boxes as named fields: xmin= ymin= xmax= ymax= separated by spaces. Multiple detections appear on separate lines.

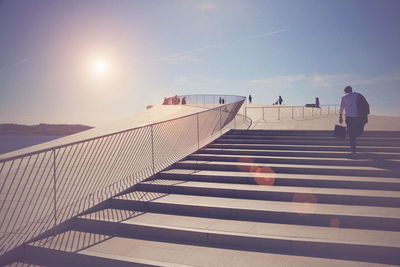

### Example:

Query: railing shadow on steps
xmin=0 ymin=94 xmax=246 ymax=261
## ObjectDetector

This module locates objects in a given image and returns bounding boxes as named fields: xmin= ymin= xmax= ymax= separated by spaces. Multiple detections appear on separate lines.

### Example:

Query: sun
xmin=91 ymin=59 xmax=109 ymax=76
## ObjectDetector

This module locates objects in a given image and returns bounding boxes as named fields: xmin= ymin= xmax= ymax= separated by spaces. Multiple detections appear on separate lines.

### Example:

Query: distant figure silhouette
xmin=221 ymin=98 xmax=225 ymax=104
xmin=172 ymin=95 xmax=178 ymax=105
xmin=162 ymin=97 xmax=168 ymax=105
xmin=182 ymin=97 xmax=186 ymax=105
xmin=278 ymin=96 xmax=283 ymax=105
xmin=219 ymin=97 xmax=222 ymax=104
xmin=248 ymin=95 xmax=252 ymax=104
xmin=339 ymin=86 xmax=370 ymax=153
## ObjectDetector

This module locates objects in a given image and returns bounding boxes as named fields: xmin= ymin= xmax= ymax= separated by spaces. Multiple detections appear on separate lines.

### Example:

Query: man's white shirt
xmin=340 ymin=92 xmax=358 ymax=117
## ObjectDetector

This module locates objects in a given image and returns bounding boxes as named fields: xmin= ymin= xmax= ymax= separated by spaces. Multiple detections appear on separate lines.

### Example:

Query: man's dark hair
xmin=344 ymin=86 xmax=352 ymax=93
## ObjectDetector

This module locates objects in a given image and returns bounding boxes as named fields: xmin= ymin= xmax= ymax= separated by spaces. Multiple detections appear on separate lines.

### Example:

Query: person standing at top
xmin=339 ymin=86 xmax=370 ymax=153
xmin=278 ymin=96 xmax=283 ymax=105
xmin=248 ymin=95 xmax=252 ymax=104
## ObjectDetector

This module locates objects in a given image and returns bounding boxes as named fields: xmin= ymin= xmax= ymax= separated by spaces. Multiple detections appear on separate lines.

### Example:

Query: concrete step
xmin=5 ymin=263 xmax=46 ymax=267
xmin=136 ymin=179 xmax=400 ymax=207
xmin=206 ymin=143 xmax=400 ymax=152
xmin=200 ymin=147 xmax=400 ymax=159
xmin=222 ymin=134 xmax=400 ymax=143
xmin=187 ymin=153 xmax=400 ymax=168
xmin=228 ymin=130 xmax=400 ymax=138
xmin=24 ymin=231 xmax=179 ymax=267
xmin=158 ymin=169 xmax=400 ymax=190
xmin=72 ymin=209 xmax=400 ymax=265
xmin=111 ymin=191 xmax=400 ymax=231
xmin=25 ymin=229 xmax=396 ymax=267
xmin=174 ymin=160 xmax=400 ymax=178
xmin=214 ymin=138 xmax=400 ymax=147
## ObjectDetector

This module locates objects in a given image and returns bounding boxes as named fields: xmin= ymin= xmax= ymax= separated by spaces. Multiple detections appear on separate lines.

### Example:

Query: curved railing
xmin=245 ymin=104 xmax=338 ymax=121
xmin=0 ymin=94 xmax=245 ymax=256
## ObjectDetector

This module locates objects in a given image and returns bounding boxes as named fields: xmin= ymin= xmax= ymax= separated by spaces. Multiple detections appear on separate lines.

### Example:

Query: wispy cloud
xmin=196 ymin=3 xmax=217 ymax=10
xmin=250 ymin=74 xmax=350 ymax=88
xmin=249 ymin=72 xmax=400 ymax=89
xmin=155 ymin=30 xmax=285 ymax=63
xmin=0 ymin=57 xmax=31 ymax=73
xmin=163 ymin=55 xmax=202 ymax=64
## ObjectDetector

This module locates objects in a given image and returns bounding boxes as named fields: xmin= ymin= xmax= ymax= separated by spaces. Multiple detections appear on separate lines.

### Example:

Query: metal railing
xmin=0 ymin=94 xmax=245 ymax=256
xmin=245 ymin=104 xmax=338 ymax=121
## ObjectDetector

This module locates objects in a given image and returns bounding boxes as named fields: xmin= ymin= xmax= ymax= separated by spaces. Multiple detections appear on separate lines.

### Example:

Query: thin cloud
xmin=163 ymin=55 xmax=202 ymax=64
xmin=197 ymin=3 xmax=217 ymax=10
xmin=0 ymin=57 xmax=31 ymax=73
xmin=249 ymin=72 xmax=400 ymax=89
xmin=154 ymin=30 xmax=285 ymax=63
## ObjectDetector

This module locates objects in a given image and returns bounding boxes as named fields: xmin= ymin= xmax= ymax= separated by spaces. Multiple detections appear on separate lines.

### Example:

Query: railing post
xmin=196 ymin=114 xmax=200 ymax=152
xmin=196 ymin=113 xmax=200 ymax=172
xmin=262 ymin=107 xmax=265 ymax=121
xmin=302 ymin=106 xmax=305 ymax=118
xmin=150 ymin=125 xmax=155 ymax=175
xmin=52 ymin=149 xmax=58 ymax=233
xmin=278 ymin=107 xmax=280 ymax=120
xmin=334 ymin=105 xmax=337 ymax=114
xmin=312 ymin=107 xmax=314 ymax=117
xmin=219 ymin=107 xmax=222 ymax=136
xmin=320 ymin=106 xmax=322 ymax=115
xmin=328 ymin=105 xmax=330 ymax=115
xmin=291 ymin=106 xmax=294 ymax=119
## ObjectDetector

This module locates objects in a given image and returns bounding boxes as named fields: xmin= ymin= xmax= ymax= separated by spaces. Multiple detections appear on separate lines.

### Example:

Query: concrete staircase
xmin=9 ymin=130 xmax=400 ymax=266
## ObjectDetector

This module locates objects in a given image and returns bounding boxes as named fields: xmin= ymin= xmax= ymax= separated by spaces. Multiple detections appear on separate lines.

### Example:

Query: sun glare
xmin=92 ymin=59 xmax=108 ymax=74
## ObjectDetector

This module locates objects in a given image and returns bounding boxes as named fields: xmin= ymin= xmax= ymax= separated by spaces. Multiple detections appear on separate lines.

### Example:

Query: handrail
xmin=0 ymin=96 xmax=241 ymax=163
xmin=245 ymin=104 xmax=338 ymax=121
xmin=0 ymin=94 xmax=245 ymax=256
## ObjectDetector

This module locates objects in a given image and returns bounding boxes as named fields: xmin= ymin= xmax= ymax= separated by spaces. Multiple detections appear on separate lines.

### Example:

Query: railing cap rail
xmin=0 ymin=95 xmax=245 ymax=163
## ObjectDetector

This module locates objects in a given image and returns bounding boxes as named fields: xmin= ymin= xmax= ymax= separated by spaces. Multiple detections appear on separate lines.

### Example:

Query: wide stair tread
xmin=78 ymin=208 xmax=400 ymax=248
xmin=175 ymin=160 xmax=400 ymax=177
xmin=187 ymin=153 xmax=400 ymax=167
xmin=208 ymin=143 xmax=400 ymax=152
xmin=215 ymin=138 xmax=400 ymax=147
xmin=137 ymin=179 xmax=400 ymax=207
xmin=159 ymin=169 xmax=400 ymax=190
xmin=25 ymin=229 xmax=395 ymax=267
xmin=200 ymin=147 xmax=400 ymax=159
xmin=111 ymin=191 xmax=400 ymax=232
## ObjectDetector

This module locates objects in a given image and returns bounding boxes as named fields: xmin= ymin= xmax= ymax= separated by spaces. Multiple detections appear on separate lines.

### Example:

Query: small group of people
xmin=219 ymin=97 xmax=225 ymax=104
xmin=162 ymin=95 xmax=186 ymax=105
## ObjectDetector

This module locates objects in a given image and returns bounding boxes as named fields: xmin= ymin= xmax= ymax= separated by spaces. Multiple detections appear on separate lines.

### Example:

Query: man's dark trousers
xmin=345 ymin=117 xmax=359 ymax=152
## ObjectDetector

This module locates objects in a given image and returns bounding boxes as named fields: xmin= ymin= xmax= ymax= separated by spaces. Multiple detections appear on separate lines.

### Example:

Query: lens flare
xmin=236 ymin=157 xmax=276 ymax=186
xmin=252 ymin=166 xmax=276 ymax=186
xmin=291 ymin=193 xmax=318 ymax=216
xmin=329 ymin=217 xmax=341 ymax=228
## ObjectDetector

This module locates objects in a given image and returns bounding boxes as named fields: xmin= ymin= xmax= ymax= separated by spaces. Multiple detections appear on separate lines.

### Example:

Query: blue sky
xmin=0 ymin=0 xmax=399 ymax=126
